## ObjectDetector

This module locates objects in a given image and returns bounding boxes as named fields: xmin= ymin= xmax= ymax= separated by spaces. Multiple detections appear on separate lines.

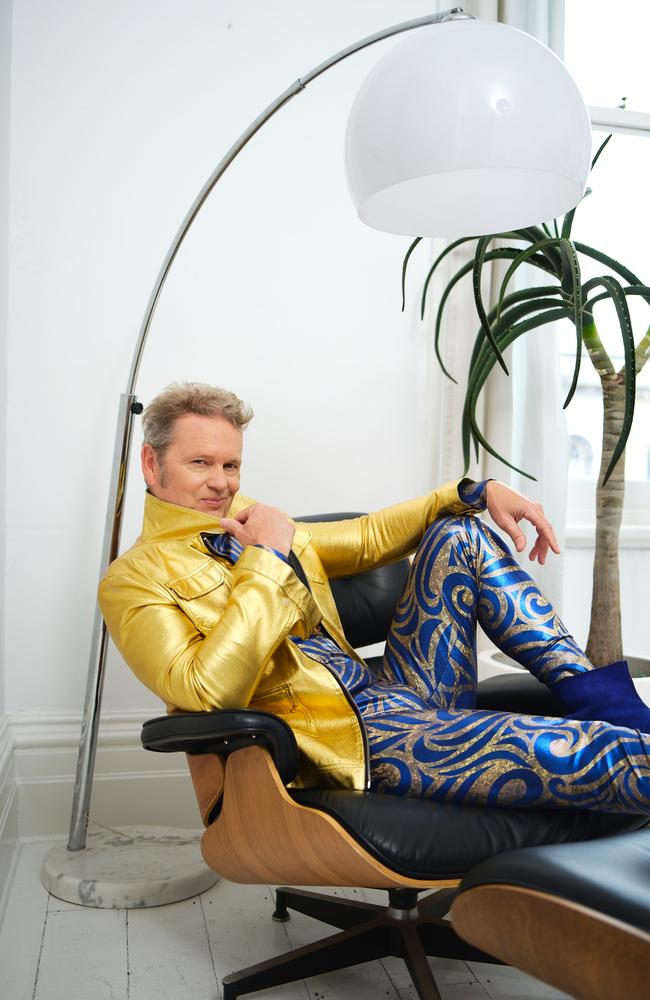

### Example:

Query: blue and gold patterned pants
xmin=361 ymin=516 xmax=650 ymax=814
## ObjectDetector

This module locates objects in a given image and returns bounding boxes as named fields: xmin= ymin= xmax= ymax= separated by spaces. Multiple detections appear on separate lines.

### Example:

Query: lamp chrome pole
xmin=67 ymin=6 xmax=471 ymax=851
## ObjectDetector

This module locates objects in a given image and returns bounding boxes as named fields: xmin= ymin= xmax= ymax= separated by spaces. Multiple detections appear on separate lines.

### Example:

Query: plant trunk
xmin=585 ymin=377 xmax=625 ymax=666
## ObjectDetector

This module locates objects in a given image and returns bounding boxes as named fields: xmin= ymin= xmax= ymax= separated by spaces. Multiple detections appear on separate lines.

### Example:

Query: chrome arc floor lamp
xmin=42 ymin=7 xmax=592 ymax=906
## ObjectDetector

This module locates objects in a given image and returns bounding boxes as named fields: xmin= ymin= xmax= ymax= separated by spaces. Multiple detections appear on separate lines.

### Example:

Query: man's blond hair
xmin=142 ymin=382 xmax=253 ymax=456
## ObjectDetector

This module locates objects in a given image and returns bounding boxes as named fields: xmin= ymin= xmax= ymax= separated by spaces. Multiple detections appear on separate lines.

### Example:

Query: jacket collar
xmin=141 ymin=490 xmax=254 ymax=543
xmin=140 ymin=491 xmax=312 ymax=555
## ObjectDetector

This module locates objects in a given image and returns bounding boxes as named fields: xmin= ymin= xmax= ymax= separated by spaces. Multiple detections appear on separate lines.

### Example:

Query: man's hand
xmin=219 ymin=503 xmax=295 ymax=557
xmin=485 ymin=481 xmax=560 ymax=565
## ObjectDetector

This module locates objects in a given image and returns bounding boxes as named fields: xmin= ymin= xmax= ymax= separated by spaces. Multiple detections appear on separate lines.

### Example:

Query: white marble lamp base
xmin=40 ymin=824 xmax=220 ymax=908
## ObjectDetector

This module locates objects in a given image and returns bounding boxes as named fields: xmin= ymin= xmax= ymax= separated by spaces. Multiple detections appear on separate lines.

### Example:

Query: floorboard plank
xmin=127 ymin=894 xmax=219 ymax=1000
xmin=396 ymin=984 xmax=491 ymax=1000
xmin=0 ymin=847 xmax=580 ymax=1000
xmin=0 ymin=841 xmax=52 ymax=1000
xmin=34 ymin=907 xmax=128 ymax=1000
xmin=267 ymin=884 xmax=398 ymax=999
xmin=469 ymin=962 xmax=572 ymax=1000
xmin=202 ymin=879 xmax=309 ymax=999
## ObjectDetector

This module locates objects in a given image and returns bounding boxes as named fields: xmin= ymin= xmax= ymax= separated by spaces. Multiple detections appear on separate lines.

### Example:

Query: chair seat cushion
xmin=476 ymin=672 xmax=566 ymax=716
xmin=456 ymin=828 xmax=650 ymax=933
xmin=291 ymin=787 xmax=648 ymax=881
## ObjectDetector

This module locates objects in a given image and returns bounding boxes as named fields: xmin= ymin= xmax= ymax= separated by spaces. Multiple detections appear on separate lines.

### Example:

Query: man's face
xmin=141 ymin=412 xmax=243 ymax=517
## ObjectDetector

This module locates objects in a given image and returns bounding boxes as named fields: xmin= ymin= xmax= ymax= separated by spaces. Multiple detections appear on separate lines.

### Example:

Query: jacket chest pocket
xmin=166 ymin=562 xmax=228 ymax=634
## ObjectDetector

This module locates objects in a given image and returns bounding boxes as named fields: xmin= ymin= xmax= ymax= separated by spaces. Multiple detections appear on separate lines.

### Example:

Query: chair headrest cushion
xmin=296 ymin=512 xmax=410 ymax=647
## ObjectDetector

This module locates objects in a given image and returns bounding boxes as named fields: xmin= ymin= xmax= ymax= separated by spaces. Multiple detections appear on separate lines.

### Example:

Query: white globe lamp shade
xmin=345 ymin=19 xmax=592 ymax=238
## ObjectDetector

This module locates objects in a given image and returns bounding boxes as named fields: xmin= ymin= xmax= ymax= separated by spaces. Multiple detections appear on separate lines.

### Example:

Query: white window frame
xmin=589 ymin=106 xmax=650 ymax=136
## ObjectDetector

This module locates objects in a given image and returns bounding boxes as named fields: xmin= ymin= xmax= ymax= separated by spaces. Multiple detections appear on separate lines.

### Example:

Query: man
xmin=99 ymin=383 xmax=650 ymax=821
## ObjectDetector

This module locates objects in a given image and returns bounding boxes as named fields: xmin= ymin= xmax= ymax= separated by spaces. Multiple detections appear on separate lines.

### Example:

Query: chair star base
xmin=222 ymin=885 xmax=501 ymax=1000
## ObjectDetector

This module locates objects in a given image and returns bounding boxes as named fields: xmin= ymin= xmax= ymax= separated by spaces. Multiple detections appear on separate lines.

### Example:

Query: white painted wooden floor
xmin=0 ymin=840 xmax=571 ymax=1000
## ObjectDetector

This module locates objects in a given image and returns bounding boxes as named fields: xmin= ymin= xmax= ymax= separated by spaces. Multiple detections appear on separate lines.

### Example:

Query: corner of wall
xmin=0 ymin=0 xmax=14 ymax=721
xmin=0 ymin=4 xmax=16 ymax=920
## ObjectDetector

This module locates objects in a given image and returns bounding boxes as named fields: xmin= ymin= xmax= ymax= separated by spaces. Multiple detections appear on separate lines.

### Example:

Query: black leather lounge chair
xmin=142 ymin=513 xmax=648 ymax=1000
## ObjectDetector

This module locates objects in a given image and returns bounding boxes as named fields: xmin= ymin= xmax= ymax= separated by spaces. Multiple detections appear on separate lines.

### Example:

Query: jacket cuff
xmin=433 ymin=479 xmax=482 ymax=515
xmin=457 ymin=478 xmax=490 ymax=511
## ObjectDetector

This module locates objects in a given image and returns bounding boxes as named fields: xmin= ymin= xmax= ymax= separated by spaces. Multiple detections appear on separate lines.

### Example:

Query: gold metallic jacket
xmin=99 ymin=483 xmax=474 ymax=811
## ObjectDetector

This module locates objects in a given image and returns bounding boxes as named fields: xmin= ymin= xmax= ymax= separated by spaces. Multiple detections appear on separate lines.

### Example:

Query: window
xmin=569 ymin=435 xmax=593 ymax=479
xmin=564 ymin=0 xmax=650 ymax=112
xmin=559 ymin=1 xmax=650 ymax=525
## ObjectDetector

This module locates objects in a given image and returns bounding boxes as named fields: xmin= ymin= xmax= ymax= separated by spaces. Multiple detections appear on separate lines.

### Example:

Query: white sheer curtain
xmin=428 ymin=0 xmax=570 ymax=610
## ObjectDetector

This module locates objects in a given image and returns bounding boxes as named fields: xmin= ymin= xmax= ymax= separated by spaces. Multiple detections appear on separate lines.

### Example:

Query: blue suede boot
xmin=554 ymin=660 xmax=650 ymax=733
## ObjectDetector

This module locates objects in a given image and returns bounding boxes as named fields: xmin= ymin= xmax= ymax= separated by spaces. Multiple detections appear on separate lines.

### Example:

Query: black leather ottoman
xmin=451 ymin=827 xmax=650 ymax=1000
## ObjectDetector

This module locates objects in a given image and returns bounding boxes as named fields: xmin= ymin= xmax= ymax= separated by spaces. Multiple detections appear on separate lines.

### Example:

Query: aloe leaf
xmin=582 ymin=276 xmax=636 ymax=483
xmin=522 ymin=225 xmax=554 ymax=245
xmin=496 ymin=239 xmax=564 ymax=321
xmin=464 ymin=307 xmax=573 ymax=477
xmin=468 ymin=413 xmax=536 ymax=478
xmin=470 ymin=302 xmax=570 ymax=397
xmin=420 ymin=230 xmax=532 ymax=319
xmin=462 ymin=303 xmax=561 ymax=469
xmin=561 ymin=133 xmax=612 ymax=239
xmin=433 ymin=273 xmax=467 ymax=382
xmin=500 ymin=227 xmax=563 ymax=273
xmin=435 ymin=252 xmax=504 ymax=381
xmin=474 ymin=284 xmax=565 ymax=352
xmin=585 ymin=285 xmax=650 ymax=311
xmin=473 ymin=236 xmax=509 ymax=375
xmin=561 ymin=172 xmax=596 ymax=240
xmin=560 ymin=188 xmax=591 ymax=240
xmin=560 ymin=209 xmax=576 ymax=241
xmin=591 ymin=132 xmax=613 ymax=170
xmin=493 ymin=284 xmax=566 ymax=309
xmin=574 ymin=243 xmax=644 ymax=286
xmin=467 ymin=286 xmax=565 ymax=381
xmin=420 ymin=236 xmax=477 ymax=319
xmin=556 ymin=241 xmax=583 ymax=408
xmin=608 ymin=375 xmax=635 ymax=485
xmin=434 ymin=251 xmax=557 ymax=381
xmin=521 ymin=226 xmax=564 ymax=269
xmin=401 ymin=238 xmax=422 ymax=312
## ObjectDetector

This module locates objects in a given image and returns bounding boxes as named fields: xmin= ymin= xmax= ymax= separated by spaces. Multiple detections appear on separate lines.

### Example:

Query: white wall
xmin=5 ymin=0 xmax=644 ymax=736
xmin=4 ymin=0 xmax=447 ymax=718
xmin=0 ymin=0 xmax=11 ymax=719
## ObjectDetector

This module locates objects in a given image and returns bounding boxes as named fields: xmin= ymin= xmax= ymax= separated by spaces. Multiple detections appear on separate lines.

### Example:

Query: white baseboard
xmin=6 ymin=709 xmax=202 ymax=840
xmin=0 ymin=715 xmax=19 ymax=920
xmin=0 ymin=709 xmax=204 ymax=926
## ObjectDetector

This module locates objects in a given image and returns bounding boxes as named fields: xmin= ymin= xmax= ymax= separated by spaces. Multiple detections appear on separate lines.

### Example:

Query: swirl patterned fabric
xmin=205 ymin=515 xmax=650 ymax=815
xmin=364 ymin=515 xmax=650 ymax=813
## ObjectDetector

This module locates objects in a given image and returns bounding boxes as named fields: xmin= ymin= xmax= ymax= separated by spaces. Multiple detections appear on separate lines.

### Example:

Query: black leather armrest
xmin=141 ymin=709 xmax=300 ymax=785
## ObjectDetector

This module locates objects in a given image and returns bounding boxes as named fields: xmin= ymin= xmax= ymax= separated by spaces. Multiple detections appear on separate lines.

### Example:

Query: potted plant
xmin=402 ymin=136 xmax=649 ymax=689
